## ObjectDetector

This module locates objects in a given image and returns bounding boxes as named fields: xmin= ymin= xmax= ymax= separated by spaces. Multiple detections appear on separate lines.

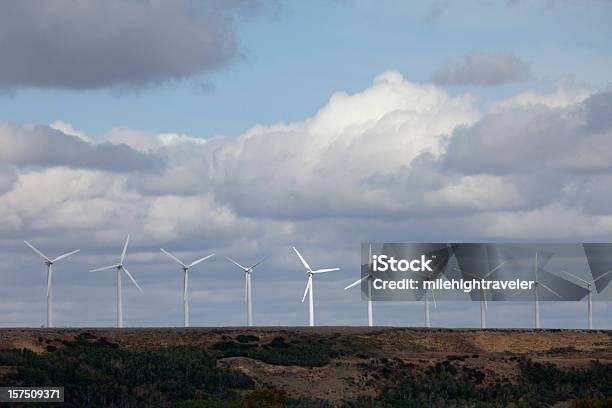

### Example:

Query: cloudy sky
xmin=1 ymin=0 xmax=611 ymax=329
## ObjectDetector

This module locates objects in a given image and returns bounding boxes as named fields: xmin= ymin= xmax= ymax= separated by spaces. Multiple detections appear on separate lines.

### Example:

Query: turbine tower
xmin=225 ymin=256 xmax=267 ymax=326
xmin=160 ymin=248 xmax=214 ymax=327
xmin=506 ymin=250 xmax=586 ymax=328
xmin=292 ymin=247 xmax=340 ymax=327
xmin=425 ymin=290 xmax=438 ymax=328
xmin=414 ymin=271 xmax=441 ymax=328
xmin=24 ymin=241 xmax=79 ymax=328
xmin=533 ymin=251 xmax=561 ymax=329
xmin=562 ymin=268 xmax=612 ymax=329
xmin=457 ymin=262 xmax=505 ymax=329
xmin=344 ymin=244 xmax=374 ymax=326
xmin=89 ymin=234 xmax=142 ymax=328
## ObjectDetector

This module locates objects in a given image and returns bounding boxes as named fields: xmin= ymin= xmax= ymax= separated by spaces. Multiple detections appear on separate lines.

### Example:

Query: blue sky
xmin=1 ymin=0 xmax=611 ymax=328
xmin=1 ymin=1 xmax=611 ymax=138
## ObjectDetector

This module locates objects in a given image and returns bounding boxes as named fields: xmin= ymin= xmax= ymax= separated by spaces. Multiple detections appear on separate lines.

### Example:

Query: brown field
xmin=1 ymin=327 xmax=611 ymax=402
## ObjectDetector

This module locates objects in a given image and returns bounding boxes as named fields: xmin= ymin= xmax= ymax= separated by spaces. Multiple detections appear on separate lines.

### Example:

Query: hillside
xmin=0 ymin=327 xmax=611 ymax=407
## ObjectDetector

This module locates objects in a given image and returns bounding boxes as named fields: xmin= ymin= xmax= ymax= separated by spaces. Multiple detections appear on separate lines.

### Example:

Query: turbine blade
xmin=292 ymin=247 xmax=312 ymax=272
xmin=89 ymin=264 xmax=119 ymax=272
xmin=120 ymin=234 xmax=130 ymax=264
xmin=249 ymin=257 xmax=267 ymax=270
xmin=483 ymin=289 xmax=488 ymax=310
xmin=160 ymin=248 xmax=186 ymax=267
xmin=52 ymin=249 xmax=80 ymax=263
xmin=431 ymin=290 xmax=437 ymax=309
xmin=122 ymin=266 xmax=142 ymax=292
xmin=344 ymin=276 xmax=367 ymax=290
xmin=562 ymin=269 xmax=590 ymax=286
xmin=225 ymin=256 xmax=247 ymax=270
xmin=539 ymin=281 xmax=562 ymax=299
xmin=188 ymin=253 xmax=214 ymax=268
xmin=24 ymin=241 xmax=51 ymax=262
xmin=301 ymin=276 xmax=312 ymax=303
xmin=483 ymin=262 xmax=506 ymax=278
xmin=593 ymin=269 xmax=612 ymax=283
xmin=312 ymin=268 xmax=340 ymax=274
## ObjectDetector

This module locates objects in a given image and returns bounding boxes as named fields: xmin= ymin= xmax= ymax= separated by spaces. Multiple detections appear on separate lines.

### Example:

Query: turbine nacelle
xmin=89 ymin=235 xmax=142 ymax=292
xmin=160 ymin=248 xmax=214 ymax=273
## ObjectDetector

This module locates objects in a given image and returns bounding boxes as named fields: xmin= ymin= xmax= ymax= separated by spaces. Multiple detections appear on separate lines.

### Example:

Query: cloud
xmin=2 ymin=71 xmax=612 ymax=327
xmin=444 ymin=92 xmax=612 ymax=175
xmin=0 ymin=123 xmax=161 ymax=172
xmin=489 ymin=82 xmax=593 ymax=111
xmin=432 ymin=51 xmax=531 ymax=86
xmin=50 ymin=121 xmax=92 ymax=142
xmin=0 ymin=0 xmax=277 ymax=90
xmin=120 ymin=70 xmax=482 ymax=217
xmin=0 ymin=166 xmax=17 ymax=195
xmin=96 ymin=72 xmax=612 ymax=224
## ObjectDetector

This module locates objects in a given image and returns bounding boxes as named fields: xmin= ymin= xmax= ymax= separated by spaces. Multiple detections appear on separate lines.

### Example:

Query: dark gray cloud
xmin=0 ymin=124 xmax=161 ymax=172
xmin=443 ymin=92 xmax=612 ymax=174
xmin=432 ymin=51 xmax=531 ymax=86
xmin=0 ymin=0 xmax=276 ymax=90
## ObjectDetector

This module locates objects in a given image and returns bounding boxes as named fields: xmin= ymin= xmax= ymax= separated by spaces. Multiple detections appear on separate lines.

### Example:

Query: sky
xmin=1 ymin=0 xmax=611 ymax=328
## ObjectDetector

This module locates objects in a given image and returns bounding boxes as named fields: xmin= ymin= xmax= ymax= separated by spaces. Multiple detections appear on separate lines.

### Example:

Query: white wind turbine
xmin=24 ymin=241 xmax=79 ymax=328
xmin=160 ymin=248 xmax=215 ymax=327
xmin=89 ymin=235 xmax=142 ymax=328
xmin=562 ymin=268 xmax=612 ymax=330
xmin=456 ymin=262 xmax=505 ymax=329
xmin=225 ymin=256 xmax=267 ymax=327
xmin=413 ymin=271 xmax=442 ymax=328
xmin=423 ymin=283 xmax=436 ymax=328
xmin=292 ymin=247 xmax=340 ymax=327
xmin=344 ymin=244 xmax=374 ymax=327
xmin=533 ymin=251 xmax=561 ymax=329
xmin=506 ymin=252 xmax=566 ymax=328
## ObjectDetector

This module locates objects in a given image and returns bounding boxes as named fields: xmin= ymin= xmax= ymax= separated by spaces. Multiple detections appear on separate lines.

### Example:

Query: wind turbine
xmin=456 ymin=262 xmax=505 ymax=329
xmin=562 ymin=268 xmax=612 ymax=329
xmin=533 ymin=251 xmax=561 ymax=329
xmin=160 ymin=248 xmax=215 ymax=327
xmin=23 ymin=241 xmax=79 ymax=328
xmin=292 ymin=247 xmax=340 ymax=327
xmin=344 ymin=244 xmax=374 ymax=326
xmin=225 ymin=256 xmax=266 ymax=327
xmin=89 ymin=235 xmax=142 ymax=328
xmin=413 ymin=271 xmax=442 ymax=328
xmin=507 ymin=251 xmax=586 ymax=328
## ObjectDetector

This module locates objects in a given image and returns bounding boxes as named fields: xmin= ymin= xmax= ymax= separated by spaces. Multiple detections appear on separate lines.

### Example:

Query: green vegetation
xmin=545 ymin=346 xmax=580 ymax=354
xmin=211 ymin=335 xmax=341 ymax=367
xmin=0 ymin=333 xmax=253 ymax=407
xmin=373 ymin=358 xmax=612 ymax=407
